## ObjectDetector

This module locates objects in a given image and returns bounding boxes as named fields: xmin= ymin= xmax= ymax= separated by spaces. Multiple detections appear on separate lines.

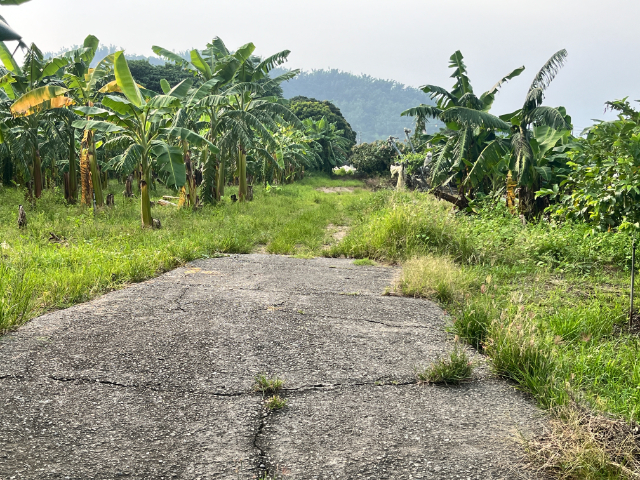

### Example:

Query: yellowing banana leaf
xmin=12 ymin=96 xmax=74 ymax=117
xmin=99 ymin=79 xmax=145 ymax=94
xmin=11 ymin=85 xmax=68 ymax=117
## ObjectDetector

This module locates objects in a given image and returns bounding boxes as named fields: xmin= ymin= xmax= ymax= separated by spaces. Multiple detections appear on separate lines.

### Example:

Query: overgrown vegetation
xmin=0 ymin=176 xmax=368 ymax=333
xmin=330 ymin=190 xmax=640 ymax=477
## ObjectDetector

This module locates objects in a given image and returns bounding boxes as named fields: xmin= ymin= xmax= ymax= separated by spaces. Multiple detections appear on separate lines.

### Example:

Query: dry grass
xmin=397 ymin=255 xmax=472 ymax=304
xmin=523 ymin=405 xmax=640 ymax=479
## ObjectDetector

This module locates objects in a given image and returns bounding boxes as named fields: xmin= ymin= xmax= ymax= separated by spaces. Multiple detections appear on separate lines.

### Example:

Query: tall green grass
xmin=331 ymin=190 xmax=638 ymax=422
xmin=0 ymin=175 xmax=369 ymax=333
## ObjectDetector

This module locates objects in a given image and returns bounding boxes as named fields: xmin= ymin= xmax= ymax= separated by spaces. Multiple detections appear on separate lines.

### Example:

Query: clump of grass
xmin=416 ymin=344 xmax=473 ymax=385
xmin=265 ymin=395 xmax=287 ymax=410
xmin=451 ymin=296 xmax=494 ymax=351
xmin=352 ymin=258 xmax=375 ymax=266
xmin=398 ymin=255 xmax=471 ymax=304
xmin=253 ymin=374 xmax=285 ymax=394
xmin=485 ymin=320 xmax=568 ymax=409
xmin=522 ymin=405 xmax=640 ymax=479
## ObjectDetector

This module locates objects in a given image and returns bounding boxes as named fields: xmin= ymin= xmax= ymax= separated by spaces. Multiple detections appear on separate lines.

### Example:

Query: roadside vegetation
xmin=0 ymin=175 xmax=367 ymax=333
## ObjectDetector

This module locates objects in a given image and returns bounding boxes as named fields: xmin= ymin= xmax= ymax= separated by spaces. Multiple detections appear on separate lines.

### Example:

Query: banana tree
xmin=0 ymin=43 xmax=72 ymax=198
xmin=63 ymin=35 xmax=116 ymax=205
xmin=401 ymin=50 xmax=522 ymax=198
xmin=501 ymin=49 xmax=570 ymax=215
xmin=153 ymin=37 xmax=299 ymax=202
xmin=73 ymin=52 xmax=218 ymax=227
xmin=302 ymin=116 xmax=350 ymax=172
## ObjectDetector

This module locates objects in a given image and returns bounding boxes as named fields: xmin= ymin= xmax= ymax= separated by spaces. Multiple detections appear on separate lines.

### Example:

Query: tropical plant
xmin=62 ymin=35 xmax=118 ymax=205
xmin=401 ymin=51 xmax=522 ymax=197
xmin=302 ymin=116 xmax=350 ymax=171
xmin=73 ymin=52 xmax=217 ymax=227
xmin=0 ymin=42 xmax=72 ymax=198
xmin=541 ymin=99 xmax=640 ymax=231
xmin=154 ymin=37 xmax=301 ymax=202
xmin=501 ymin=49 xmax=571 ymax=215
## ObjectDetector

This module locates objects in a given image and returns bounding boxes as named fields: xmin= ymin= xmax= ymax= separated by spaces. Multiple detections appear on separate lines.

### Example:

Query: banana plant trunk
xmin=140 ymin=156 xmax=152 ymax=228
xmin=238 ymin=146 xmax=247 ymax=201
xmin=67 ymin=130 xmax=77 ymax=203
xmin=216 ymin=155 xmax=225 ymax=201
xmin=80 ymin=130 xmax=92 ymax=206
xmin=87 ymin=130 xmax=103 ymax=207
xmin=33 ymin=148 xmax=42 ymax=199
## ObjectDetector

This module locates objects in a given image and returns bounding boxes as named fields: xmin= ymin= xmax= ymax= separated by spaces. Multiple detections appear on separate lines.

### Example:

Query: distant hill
xmin=274 ymin=69 xmax=443 ymax=143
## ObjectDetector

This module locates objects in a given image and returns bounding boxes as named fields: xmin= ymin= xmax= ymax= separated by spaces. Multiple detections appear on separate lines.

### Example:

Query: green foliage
xmin=416 ymin=344 xmax=473 ymax=385
xmin=543 ymin=99 xmax=640 ymax=231
xmin=128 ymin=60 xmax=193 ymax=94
xmin=254 ymin=374 xmax=284 ymax=394
xmin=289 ymin=96 xmax=356 ymax=144
xmin=348 ymin=141 xmax=396 ymax=176
xmin=403 ymin=152 xmax=427 ymax=176
xmin=264 ymin=395 xmax=287 ymax=410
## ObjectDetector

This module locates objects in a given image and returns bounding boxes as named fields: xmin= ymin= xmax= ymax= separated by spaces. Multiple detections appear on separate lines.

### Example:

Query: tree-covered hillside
xmin=274 ymin=69 xmax=444 ymax=143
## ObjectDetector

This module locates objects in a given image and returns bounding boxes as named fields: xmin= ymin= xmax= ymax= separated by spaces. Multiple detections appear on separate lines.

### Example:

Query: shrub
xmin=349 ymin=141 xmax=397 ymax=176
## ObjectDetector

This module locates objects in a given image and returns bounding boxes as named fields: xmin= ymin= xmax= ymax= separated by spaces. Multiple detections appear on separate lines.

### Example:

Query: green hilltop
xmin=274 ymin=68 xmax=444 ymax=143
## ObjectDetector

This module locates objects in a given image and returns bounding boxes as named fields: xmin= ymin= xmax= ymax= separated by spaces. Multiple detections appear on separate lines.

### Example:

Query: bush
xmin=349 ymin=141 xmax=397 ymax=176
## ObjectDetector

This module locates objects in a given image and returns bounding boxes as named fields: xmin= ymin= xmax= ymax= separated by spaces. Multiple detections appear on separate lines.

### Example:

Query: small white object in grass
xmin=332 ymin=165 xmax=356 ymax=176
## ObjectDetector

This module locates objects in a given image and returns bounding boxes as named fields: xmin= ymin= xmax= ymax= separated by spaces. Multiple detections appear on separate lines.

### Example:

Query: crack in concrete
xmin=252 ymin=405 xmax=273 ymax=476
xmin=1 ymin=373 xmax=420 ymax=397
xmin=281 ymin=309 xmax=433 ymax=329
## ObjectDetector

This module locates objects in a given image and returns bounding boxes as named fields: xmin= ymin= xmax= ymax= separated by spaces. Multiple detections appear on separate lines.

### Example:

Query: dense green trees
xmin=128 ymin=61 xmax=193 ymax=94
xmin=542 ymin=99 xmax=640 ymax=230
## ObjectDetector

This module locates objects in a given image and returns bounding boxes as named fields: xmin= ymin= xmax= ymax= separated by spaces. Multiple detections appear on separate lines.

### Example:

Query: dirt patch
xmin=324 ymin=224 xmax=349 ymax=248
xmin=316 ymin=187 xmax=355 ymax=193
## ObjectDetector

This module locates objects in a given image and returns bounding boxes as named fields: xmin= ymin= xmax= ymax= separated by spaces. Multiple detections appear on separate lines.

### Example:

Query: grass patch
xmin=398 ymin=255 xmax=473 ymax=304
xmin=352 ymin=258 xmax=375 ymax=266
xmin=264 ymin=395 xmax=287 ymax=410
xmin=0 ymin=174 xmax=371 ymax=334
xmin=253 ymin=374 xmax=285 ymax=394
xmin=416 ymin=344 xmax=473 ymax=385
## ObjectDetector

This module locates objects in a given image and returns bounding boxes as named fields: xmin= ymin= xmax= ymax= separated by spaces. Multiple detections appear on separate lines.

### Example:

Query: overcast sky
xmin=3 ymin=0 xmax=638 ymax=132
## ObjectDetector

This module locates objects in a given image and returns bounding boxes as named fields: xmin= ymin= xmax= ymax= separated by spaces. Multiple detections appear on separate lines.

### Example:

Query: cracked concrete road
xmin=0 ymin=254 xmax=542 ymax=479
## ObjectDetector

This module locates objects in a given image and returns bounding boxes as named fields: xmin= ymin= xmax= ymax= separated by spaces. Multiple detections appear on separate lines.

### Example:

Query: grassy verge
xmin=0 ymin=174 xmax=369 ymax=333
xmin=329 ymin=190 xmax=640 ymax=478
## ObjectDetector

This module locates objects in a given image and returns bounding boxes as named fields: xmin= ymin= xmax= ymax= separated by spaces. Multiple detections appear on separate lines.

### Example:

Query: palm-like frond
xmin=252 ymin=50 xmax=291 ymax=81
xmin=525 ymin=106 xmax=570 ymax=130
xmin=528 ymin=49 xmax=568 ymax=93
xmin=440 ymin=107 xmax=510 ymax=130
xmin=401 ymin=104 xmax=442 ymax=119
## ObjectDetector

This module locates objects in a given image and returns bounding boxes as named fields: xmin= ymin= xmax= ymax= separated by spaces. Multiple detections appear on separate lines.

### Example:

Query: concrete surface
xmin=0 ymin=254 xmax=542 ymax=479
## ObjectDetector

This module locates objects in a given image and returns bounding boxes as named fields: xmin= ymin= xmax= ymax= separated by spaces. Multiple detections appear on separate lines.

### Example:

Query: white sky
xmin=4 ymin=0 xmax=638 ymax=132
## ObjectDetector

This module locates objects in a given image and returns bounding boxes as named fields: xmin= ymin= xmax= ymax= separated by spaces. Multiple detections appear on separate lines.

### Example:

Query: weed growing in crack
xmin=416 ymin=344 xmax=473 ymax=385
xmin=253 ymin=374 xmax=284 ymax=394
xmin=265 ymin=395 xmax=287 ymax=410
